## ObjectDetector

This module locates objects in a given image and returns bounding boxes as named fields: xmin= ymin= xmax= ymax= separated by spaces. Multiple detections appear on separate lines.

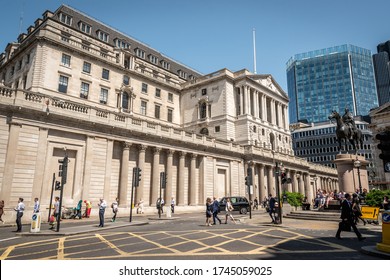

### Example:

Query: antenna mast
xmin=19 ymin=1 xmax=25 ymax=34
xmin=253 ymin=28 xmax=257 ymax=74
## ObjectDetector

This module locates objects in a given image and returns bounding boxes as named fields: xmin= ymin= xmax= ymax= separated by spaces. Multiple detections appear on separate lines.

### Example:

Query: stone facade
xmin=0 ymin=5 xmax=338 ymax=219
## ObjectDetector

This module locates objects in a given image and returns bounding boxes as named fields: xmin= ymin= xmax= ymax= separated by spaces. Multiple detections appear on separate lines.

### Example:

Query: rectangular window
xmin=123 ymin=75 xmax=129 ymax=85
xmin=97 ymin=30 xmax=109 ymax=42
xmin=10 ymin=66 xmax=14 ymax=76
xmin=215 ymin=126 xmax=220 ymax=133
xmin=168 ymin=92 xmax=173 ymax=102
xmin=142 ymin=83 xmax=148 ymax=93
xmin=100 ymin=88 xmax=108 ymax=104
xmin=155 ymin=88 xmax=161 ymax=98
xmin=149 ymin=55 xmax=158 ymax=64
xmin=140 ymin=101 xmax=147 ymax=115
xmin=83 ymin=61 xmax=91 ymax=74
xmin=161 ymin=61 xmax=170 ymax=70
xmin=102 ymin=68 xmax=110 ymax=80
xmin=58 ymin=75 xmax=68 ymax=93
xmin=80 ymin=82 xmax=89 ymax=99
xmin=61 ymin=54 xmax=71 ymax=67
xmin=17 ymin=60 xmax=22 ymax=70
xmin=167 ymin=109 xmax=173 ymax=123
xmin=201 ymin=88 xmax=207 ymax=95
xmin=135 ymin=49 xmax=145 ymax=59
xmin=26 ymin=53 xmax=30 ymax=64
xmin=59 ymin=13 xmax=72 ymax=25
xmin=155 ymin=105 xmax=161 ymax=119
xmin=79 ymin=22 xmax=91 ymax=34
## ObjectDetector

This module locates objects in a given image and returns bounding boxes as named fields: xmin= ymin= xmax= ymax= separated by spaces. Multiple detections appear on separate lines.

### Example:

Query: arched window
xmin=200 ymin=128 xmax=209 ymax=135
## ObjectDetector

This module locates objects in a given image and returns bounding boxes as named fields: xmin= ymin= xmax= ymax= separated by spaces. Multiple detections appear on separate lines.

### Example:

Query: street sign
xmin=361 ymin=206 xmax=380 ymax=221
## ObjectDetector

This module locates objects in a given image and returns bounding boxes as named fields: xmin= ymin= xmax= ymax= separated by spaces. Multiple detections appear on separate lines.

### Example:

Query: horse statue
xmin=328 ymin=110 xmax=363 ymax=154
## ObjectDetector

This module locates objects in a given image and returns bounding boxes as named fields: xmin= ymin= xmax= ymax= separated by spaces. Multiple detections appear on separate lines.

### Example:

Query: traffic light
xmin=134 ymin=167 xmax=142 ymax=187
xmin=58 ymin=155 xmax=68 ymax=185
xmin=55 ymin=181 xmax=61 ymax=190
xmin=160 ymin=171 xmax=167 ymax=189
xmin=376 ymin=131 xmax=390 ymax=172
xmin=281 ymin=172 xmax=287 ymax=184
xmin=245 ymin=167 xmax=253 ymax=186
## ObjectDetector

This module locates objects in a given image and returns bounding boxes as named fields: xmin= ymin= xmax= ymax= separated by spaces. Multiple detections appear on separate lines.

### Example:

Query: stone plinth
xmin=333 ymin=154 xmax=369 ymax=193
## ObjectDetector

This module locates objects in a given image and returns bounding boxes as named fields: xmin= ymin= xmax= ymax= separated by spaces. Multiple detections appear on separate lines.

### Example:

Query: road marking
xmin=95 ymin=234 xmax=127 ymax=256
xmin=0 ymin=237 xmax=20 ymax=242
xmin=57 ymin=237 xmax=65 ymax=259
xmin=0 ymin=245 xmax=15 ymax=260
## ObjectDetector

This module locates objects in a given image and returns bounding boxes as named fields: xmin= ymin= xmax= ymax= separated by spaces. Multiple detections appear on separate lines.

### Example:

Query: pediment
xmin=248 ymin=75 xmax=288 ymax=98
xmin=370 ymin=102 xmax=390 ymax=116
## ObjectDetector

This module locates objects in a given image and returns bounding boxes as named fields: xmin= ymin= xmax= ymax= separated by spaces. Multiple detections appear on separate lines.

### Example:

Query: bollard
xmin=376 ymin=210 xmax=390 ymax=253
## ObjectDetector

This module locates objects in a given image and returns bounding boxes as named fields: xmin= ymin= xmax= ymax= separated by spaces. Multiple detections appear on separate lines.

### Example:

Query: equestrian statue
xmin=328 ymin=108 xmax=363 ymax=154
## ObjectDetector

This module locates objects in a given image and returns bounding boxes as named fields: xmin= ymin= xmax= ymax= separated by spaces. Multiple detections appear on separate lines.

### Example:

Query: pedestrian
xmin=224 ymin=198 xmax=236 ymax=224
xmin=111 ymin=197 xmax=119 ymax=222
xmin=205 ymin=197 xmax=213 ymax=226
xmin=253 ymin=197 xmax=259 ymax=210
xmin=335 ymin=193 xmax=365 ymax=241
xmin=0 ymin=200 xmax=4 ymax=224
xmin=268 ymin=194 xmax=276 ymax=223
xmin=49 ymin=213 xmax=56 ymax=229
xmin=383 ymin=195 xmax=389 ymax=211
xmin=137 ymin=198 xmax=144 ymax=214
xmin=171 ymin=197 xmax=175 ymax=214
xmin=75 ymin=199 xmax=82 ymax=219
xmin=212 ymin=197 xmax=221 ymax=225
xmin=352 ymin=193 xmax=366 ymax=225
xmin=160 ymin=198 xmax=165 ymax=213
xmin=33 ymin=197 xmax=40 ymax=213
xmin=83 ymin=200 xmax=92 ymax=218
xmin=13 ymin=197 xmax=25 ymax=232
xmin=98 ymin=198 xmax=107 ymax=227
xmin=54 ymin=196 xmax=60 ymax=223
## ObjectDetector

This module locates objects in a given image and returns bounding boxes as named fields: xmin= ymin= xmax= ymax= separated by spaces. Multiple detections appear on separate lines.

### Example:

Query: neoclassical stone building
xmin=0 ymin=5 xmax=338 ymax=217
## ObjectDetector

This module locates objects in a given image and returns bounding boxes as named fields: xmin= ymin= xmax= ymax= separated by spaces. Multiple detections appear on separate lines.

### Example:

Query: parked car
xmin=219 ymin=196 xmax=250 ymax=214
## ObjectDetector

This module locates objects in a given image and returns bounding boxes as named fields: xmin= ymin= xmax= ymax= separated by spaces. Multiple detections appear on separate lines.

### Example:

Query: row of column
xmin=247 ymin=162 xmax=316 ymax=204
xmin=118 ymin=142 xmax=198 ymax=207
xmin=238 ymin=85 xmax=288 ymax=130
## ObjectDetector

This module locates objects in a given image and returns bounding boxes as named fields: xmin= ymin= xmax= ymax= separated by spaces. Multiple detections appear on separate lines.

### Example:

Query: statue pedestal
xmin=333 ymin=154 xmax=368 ymax=193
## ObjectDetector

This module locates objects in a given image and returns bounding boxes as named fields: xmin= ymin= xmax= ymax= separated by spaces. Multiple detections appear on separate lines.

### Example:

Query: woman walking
xmin=205 ymin=197 xmax=213 ymax=226
xmin=224 ymin=198 xmax=236 ymax=224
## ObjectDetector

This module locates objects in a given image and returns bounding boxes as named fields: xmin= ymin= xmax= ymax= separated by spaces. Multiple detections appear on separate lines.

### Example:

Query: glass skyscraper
xmin=373 ymin=40 xmax=390 ymax=106
xmin=286 ymin=44 xmax=378 ymax=124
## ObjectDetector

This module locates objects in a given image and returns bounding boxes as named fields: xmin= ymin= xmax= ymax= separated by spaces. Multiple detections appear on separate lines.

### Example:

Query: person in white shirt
xmin=171 ymin=197 xmax=175 ymax=214
xmin=33 ymin=197 xmax=40 ymax=213
xmin=98 ymin=198 xmax=107 ymax=227
xmin=14 ymin=197 xmax=25 ymax=232
xmin=111 ymin=198 xmax=119 ymax=222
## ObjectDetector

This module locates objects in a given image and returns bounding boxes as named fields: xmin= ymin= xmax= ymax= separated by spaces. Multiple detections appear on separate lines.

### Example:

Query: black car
xmin=219 ymin=196 xmax=250 ymax=214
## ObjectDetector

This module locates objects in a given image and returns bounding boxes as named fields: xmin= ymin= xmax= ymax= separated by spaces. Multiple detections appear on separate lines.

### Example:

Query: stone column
xmin=261 ymin=95 xmax=266 ymax=121
xmin=189 ymin=153 xmax=197 ymax=205
xmin=135 ymin=145 xmax=147 ymax=203
xmin=291 ymin=170 xmax=297 ymax=192
xmin=239 ymin=87 xmax=244 ymax=115
xmin=81 ymin=136 xmax=94 ymax=200
xmin=304 ymin=173 xmax=314 ymax=203
xmin=258 ymin=164 xmax=265 ymax=201
xmin=151 ymin=147 xmax=161 ymax=205
xmin=267 ymin=165 xmax=274 ymax=195
xmin=286 ymin=169 xmax=293 ymax=192
xmin=178 ymin=152 xmax=186 ymax=205
xmin=271 ymin=100 xmax=276 ymax=125
xmin=254 ymin=90 xmax=259 ymax=118
xmin=165 ymin=149 xmax=174 ymax=202
xmin=298 ymin=173 xmax=304 ymax=195
xmin=119 ymin=142 xmax=131 ymax=206
xmin=104 ymin=140 xmax=114 ymax=202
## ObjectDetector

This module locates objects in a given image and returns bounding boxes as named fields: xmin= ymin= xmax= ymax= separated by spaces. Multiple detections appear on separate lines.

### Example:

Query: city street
xmin=0 ymin=210 xmax=385 ymax=260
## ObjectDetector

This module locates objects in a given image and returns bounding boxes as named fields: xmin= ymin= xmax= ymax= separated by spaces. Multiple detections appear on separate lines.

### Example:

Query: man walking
xmin=98 ymin=198 xmax=107 ymax=227
xmin=335 ymin=193 xmax=365 ymax=241
xmin=268 ymin=194 xmax=276 ymax=223
xmin=212 ymin=197 xmax=221 ymax=225
xmin=13 ymin=197 xmax=25 ymax=232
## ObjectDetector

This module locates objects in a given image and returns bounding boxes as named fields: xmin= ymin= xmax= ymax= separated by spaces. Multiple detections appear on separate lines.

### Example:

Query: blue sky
xmin=0 ymin=0 xmax=389 ymax=91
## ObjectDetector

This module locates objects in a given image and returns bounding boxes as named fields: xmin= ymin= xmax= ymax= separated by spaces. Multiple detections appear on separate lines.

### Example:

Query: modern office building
xmin=290 ymin=117 xmax=373 ymax=169
xmin=287 ymin=45 xmax=378 ymax=124
xmin=373 ymin=40 xmax=390 ymax=106
xmin=0 ymin=5 xmax=338 ymax=220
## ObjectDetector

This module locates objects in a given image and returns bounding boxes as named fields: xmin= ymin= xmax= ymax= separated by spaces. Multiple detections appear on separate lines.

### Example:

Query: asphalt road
xmin=0 ymin=210 xmax=385 ymax=260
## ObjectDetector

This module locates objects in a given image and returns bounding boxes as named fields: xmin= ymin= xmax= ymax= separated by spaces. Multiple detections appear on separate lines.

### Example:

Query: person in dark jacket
xmin=268 ymin=194 xmax=276 ymax=223
xmin=212 ymin=197 xmax=221 ymax=225
xmin=335 ymin=193 xmax=365 ymax=241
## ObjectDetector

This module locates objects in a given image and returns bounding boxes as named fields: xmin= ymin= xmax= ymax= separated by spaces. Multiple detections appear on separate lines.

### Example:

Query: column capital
xmin=179 ymin=151 xmax=187 ymax=158
xmin=153 ymin=147 xmax=161 ymax=154
xmin=138 ymin=144 xmax=147 ymax=152
xmin=122 ymin=142 xmax=132 ymax=149
xmin=191 ymin=153 xmax=197 ymax=159
xmin=167 ymin=149 xmax=175 ymax=156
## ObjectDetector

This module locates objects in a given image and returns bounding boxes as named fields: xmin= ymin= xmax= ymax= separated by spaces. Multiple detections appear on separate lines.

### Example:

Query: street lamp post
xmin=275 ymin=162 xmax=283 ymax=224
xmin=354 ymin=158 xmax=362 ymax=194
